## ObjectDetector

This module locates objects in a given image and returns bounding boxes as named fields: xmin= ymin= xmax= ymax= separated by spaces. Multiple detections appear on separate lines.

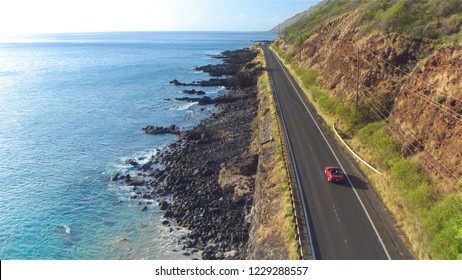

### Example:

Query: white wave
xmin=169 ymin=102 xmax=198 ymax=111
xmin=206 ymin=86 xmax=226 ymax=95
xmin=60 ymin=224 xmax=71 ymax=234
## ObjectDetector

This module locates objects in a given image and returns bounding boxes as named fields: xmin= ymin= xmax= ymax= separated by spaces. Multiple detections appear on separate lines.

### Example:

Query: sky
xmin=0 ymin=0 xmax=322 ymax=35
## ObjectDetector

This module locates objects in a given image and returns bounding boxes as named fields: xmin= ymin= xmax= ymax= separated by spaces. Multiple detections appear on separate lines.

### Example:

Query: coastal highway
xmin=263 ymin=46 xmax=412 ymax=260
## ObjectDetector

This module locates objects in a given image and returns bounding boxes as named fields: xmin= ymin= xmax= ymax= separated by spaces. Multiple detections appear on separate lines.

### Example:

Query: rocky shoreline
xmin=111 ymin=47 xmax=262 ymax=259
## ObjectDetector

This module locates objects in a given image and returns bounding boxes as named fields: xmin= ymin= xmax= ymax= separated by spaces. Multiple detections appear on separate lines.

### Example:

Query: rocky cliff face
xmin=275 ymin=12 xmax=462 ymax=192
xmin=391 ymin=47 xmax=462 ymax=192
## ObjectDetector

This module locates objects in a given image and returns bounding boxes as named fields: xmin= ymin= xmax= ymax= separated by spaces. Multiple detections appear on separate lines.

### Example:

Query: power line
xmin=360 ymin=94 xmax=462 ymax=208
xmin=365 ymin=94 xmax=462 ymax=207
xmin=346 ymin=55 xmax=461 ymax=164
xmin=302 ymin=39 xmax=462 ymax=180
xmin=291 ymin=42 xmax=462 ymax=206
xmin=302 ymin=39 xmax=462 ymax=123
xmin=281 ymin=5 xmax=462 ymax=207
xmin=289 ymin=0 xmax=462 ymax=107
xmin=303 ymin=37 xmax=461 ymax=135
xmin=344 ymin=59 xmax=462 ymax=190
xmin=360 ymin=47 xmax=462 ymax=105
xmin=339 ymin=71 xmax=462 ymax=205
xmin=359 ymin=55 xmax=462 ymax=123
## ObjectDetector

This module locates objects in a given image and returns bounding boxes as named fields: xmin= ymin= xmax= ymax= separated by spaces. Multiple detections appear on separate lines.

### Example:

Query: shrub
xmin=354 ymin=0 xmax=462 ymax=40
xmin=283 ymin=0 xmax=351 ymax=43
xmin=436 ymin=95 xmax=447 ymax=104
xmin=391 ymin=159 xmax=425 ymax=189
xmin=424 ymin=196 xmax=462 ymax=259
xmin=271 ymin=44 xmax=295 ymax=64
xmin=293 ymin=66 xmax=318 ymax=88
xmin=357 ymin=122 xmax=400 ymax=164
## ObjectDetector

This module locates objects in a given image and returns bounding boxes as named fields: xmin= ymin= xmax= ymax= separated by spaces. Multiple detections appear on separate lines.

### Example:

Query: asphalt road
xmin=263 ymin=46 xmax=412 ymax=260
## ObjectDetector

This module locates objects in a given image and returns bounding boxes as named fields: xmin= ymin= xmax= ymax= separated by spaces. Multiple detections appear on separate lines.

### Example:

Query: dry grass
xmin=248 ymin=47 xmax=299 ymax=259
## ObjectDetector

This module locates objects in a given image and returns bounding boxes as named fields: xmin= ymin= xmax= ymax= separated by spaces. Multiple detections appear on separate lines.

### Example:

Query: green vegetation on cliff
xmin=357 ymin=0 xmax=462 ymax=41
xmin=283 ymin=0 xmax=462 ymax=44
xmin=283 ymin=0 xmax=352 ymax=43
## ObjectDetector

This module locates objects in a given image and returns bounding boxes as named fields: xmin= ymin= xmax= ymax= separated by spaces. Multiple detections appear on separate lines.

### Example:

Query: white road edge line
xmin=266 ymin=50 xmax=317 ymax=260
xmin=272 ymin=51 xmax=392 ymax=260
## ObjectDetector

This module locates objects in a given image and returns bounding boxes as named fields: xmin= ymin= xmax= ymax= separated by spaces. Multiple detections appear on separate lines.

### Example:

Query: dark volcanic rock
xmin=227 ymin=154 xmax=259 ymax=176
xmin=174 ymin=95 xmax=244 ymax=106
xmin=158 ymin=86 xmax=258 ymax=259
xmin=182 ymin=89 xmax=206 ymax=95
xmin=159 ymin=200 xmax=169 ymax=210
xmin=197 ymin=78 xmax=230 ymax=88
xmin=128 ymin=47 xmax=261 ymax=260
xmin=195 ymin=64 xmax=234 ymax=77
xmin=171 ymin=48 xmax=260 ymax=90
xmin=170 ymin=79 xmax=186 ymax=86
xmin=175 ymin=96 xmax=213 ymax=105
xmin=170 ymin=78 xmax=230 ymax=88
xmin=143 ymin=125 xmax=181 ymax=135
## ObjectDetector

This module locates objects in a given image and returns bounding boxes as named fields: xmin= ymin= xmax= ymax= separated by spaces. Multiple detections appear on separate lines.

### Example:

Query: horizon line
xmin=0 ymin=30 xmax=279 ymax=37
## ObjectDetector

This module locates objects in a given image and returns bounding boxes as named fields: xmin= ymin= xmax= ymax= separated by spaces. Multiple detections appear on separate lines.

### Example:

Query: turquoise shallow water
xmin=0 ymin=31 xmax=276 ymax=259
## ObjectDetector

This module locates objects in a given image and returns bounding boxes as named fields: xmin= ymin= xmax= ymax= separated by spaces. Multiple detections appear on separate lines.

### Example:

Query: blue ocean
xmin=0 ymin=31 xmax=276 ymax=259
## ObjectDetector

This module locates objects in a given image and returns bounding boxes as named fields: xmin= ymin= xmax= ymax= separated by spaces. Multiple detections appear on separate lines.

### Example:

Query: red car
xmin=325 ymin=166 xmax=345 ymax=183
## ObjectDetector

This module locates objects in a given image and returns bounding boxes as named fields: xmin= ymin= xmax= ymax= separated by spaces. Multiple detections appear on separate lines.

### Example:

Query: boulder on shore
xmin=143 ymin=125 xmax=181 ymax=135
xmin=182 ymin=89 xmax=206 ymax=95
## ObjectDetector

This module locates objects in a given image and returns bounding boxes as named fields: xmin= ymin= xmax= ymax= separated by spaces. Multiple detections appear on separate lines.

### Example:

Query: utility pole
xmin=299 ymin=36 xmax=303 ymax=62
xmin=356 ymin=47 xmax=360 ymax=114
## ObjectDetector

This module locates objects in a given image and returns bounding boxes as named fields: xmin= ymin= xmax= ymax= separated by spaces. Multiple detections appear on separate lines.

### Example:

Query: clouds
xmin=238 ymin=13 xmax=248 ymax=20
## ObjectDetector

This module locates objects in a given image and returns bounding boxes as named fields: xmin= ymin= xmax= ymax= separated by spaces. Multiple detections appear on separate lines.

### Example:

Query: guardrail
xmin=263 ymin=47 xmax=314 ymax=260
xmin=272 ymin=83 xmax=307 ymax=260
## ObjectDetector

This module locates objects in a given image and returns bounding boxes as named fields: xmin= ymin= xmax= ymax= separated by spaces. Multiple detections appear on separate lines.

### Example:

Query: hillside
xmin=271 ymin=0 xmax=462 ymax=259
xmin=270 ymin=0 xmax=339 ymax=33
xmin=271 ymin=10 xmax=308 ymax=34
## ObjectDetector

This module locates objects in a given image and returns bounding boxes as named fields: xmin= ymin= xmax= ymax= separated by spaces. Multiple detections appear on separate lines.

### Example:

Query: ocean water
xmin=0 ymin=31 xmax=276 ymax=259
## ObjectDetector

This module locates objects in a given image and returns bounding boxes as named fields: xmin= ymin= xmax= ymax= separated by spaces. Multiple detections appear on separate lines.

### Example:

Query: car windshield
xmin=331 ymin=168 xmax=342 ymax=175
